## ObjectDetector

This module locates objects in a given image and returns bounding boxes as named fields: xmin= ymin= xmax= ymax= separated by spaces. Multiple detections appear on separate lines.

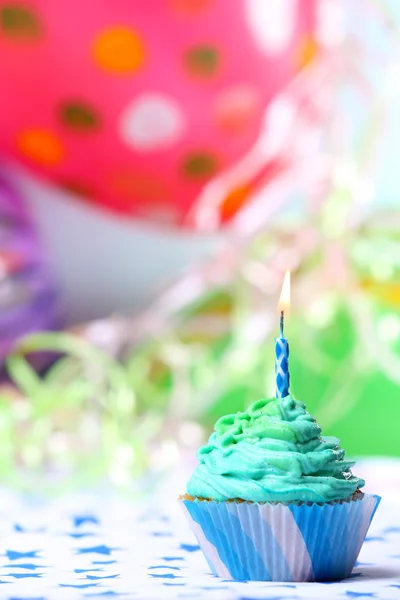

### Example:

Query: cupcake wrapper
xmin=180 ymin=494 xmax=380 ymax=582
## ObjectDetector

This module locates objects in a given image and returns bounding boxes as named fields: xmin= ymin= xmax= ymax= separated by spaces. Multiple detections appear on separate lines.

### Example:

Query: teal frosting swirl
xmin=187 ymin=395 xmax=365 ymax=503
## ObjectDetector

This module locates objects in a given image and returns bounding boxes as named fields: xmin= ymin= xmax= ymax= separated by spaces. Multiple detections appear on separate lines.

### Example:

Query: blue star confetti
xmin=179 ymin=544 xmax=200 ymax=552
xmin=148 ymin=566 xmax=182 ymax=571
xmin=59 ymin=583 xmax=99 ymax=589
xmin=3 ymin=563 xmax=45 ymax=570
xmin=161 ymin=556 xmax=184 ymax=562
xmin=74 ymin=568 xmax=103 ymax=574
xmin=345 ymin=593 xmax=376 ymax=598
xmin=86 ymin=574 xmax=120 ymax=580
xmin=7 ymin=573 xmax=43 ymax=579
xmin=6 ymin=550 xmax=40 ymax=561
xmin=149 ymin=573 xmax=183 ymax=580
xmin=84 ymin=593 xmax=130 ymax=598
xmin=77 ymin=545 xmax=120 ymax=556
xmin=73 ymin=515 xmax=100 ymax=527
xmin=0 ymin=473 xmax=396 ymax=599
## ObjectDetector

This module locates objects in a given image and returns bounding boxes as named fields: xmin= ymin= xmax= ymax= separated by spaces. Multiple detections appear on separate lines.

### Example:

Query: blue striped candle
xmin=275 ymin=310 xmax=290 ymax=398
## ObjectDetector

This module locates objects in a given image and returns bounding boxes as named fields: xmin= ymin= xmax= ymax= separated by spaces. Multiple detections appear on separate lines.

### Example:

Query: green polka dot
xmin=184 ymin=45 xmax=220 ymax=77
xmin=183 ymin=152 xmax=218 ymax=178
xmin=0 ymin=4 xmax=41 ymax=38
xmin=59 ymin=101 xmax=100 ymax=131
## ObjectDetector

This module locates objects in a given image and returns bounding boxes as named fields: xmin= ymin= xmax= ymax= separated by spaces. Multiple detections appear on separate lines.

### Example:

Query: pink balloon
xmin=0 ymin=0 xmax=319 ymax=228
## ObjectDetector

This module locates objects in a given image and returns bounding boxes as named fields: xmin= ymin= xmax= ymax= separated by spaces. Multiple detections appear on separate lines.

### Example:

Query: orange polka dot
xmin=17 ymin=129 xmax=64 ymax=165
xmin=92 ymin=27 xmax=146 ymax=74
xmin=109 ymin=172 xmax=177 ymax=222
xmin=219 ymin=184 xmax=252 ymax=222
xmin=170 ymin=0 xmax=211 ymax=15
xmin=110 ymin=172 xmax=170 ymax=201
xmin=297 ymin=36 xmax=319 ymax=69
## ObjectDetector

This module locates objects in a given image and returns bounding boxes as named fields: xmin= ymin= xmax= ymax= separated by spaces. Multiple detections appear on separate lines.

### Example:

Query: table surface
xmin=0 ymin=459 xmax=399 ymax=600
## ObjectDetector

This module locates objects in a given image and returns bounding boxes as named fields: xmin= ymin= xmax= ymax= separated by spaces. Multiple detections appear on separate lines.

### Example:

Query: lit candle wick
xmin=275 ymin=271 xmax=291 ymax=398
xmin=280 ymin=309 xmax=284 ymax=338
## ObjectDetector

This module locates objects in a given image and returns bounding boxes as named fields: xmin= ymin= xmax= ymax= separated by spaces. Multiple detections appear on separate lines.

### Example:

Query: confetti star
xmin=179 ymin=544 xmax=200 ymax=552
xmin=384 ymin=527 xmax=400 ymax=534
xmin=68 ymin=532 xmax=95 ymax=539
xmin=239 ymin=597 xmax=296 ymax=600
xmin=264 ymin=585 xmax=298 ymax=588
xmin=148 ymin=566 xmax=181 ymax=571
xmin=8 ymin=597 xmax=46 ymax=600
xmin=6 ymin=550 xmax=40 ymax=561
xmin=84 ymin=592 xmax=130 ymax=597
xmin=150 ymin=573 xmax=183 ymax=580
xmin=77 ymin=545 xmax=120 ymax=556
xmin=13 ymin=524 xmax=45 ymax=533
xmin=195 ymin=587 xmax=230 ymax=591
xmin=3 ymin=563 xmax=45 ymax=570
xmin=74 ymin=568 xmax=103 ymax=574
xmin=86 ymin=574 xmax=120 ymax=580
xmin=59 ymin=583 xmax=99 ymax=589
xmin=7 ymin=573 xmax=43 ymax=579
xmin=73 ymin=515 xmax=100 ymax=527
xmin=345 ymin=592 xmax=375 ymax=598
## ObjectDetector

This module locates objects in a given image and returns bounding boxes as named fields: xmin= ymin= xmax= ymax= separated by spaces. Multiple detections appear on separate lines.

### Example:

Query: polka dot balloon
xmin=0 ymin=0 xmax=321 ymax=228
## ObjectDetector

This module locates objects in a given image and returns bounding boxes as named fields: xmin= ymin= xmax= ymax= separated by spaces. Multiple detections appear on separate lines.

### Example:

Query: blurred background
xmin=0 ymin=0 xmax=399 ymax=493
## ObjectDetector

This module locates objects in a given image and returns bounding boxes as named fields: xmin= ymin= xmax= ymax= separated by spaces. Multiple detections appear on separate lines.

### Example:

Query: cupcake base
xmin=179 ymin=493 xmax=381 ymax=582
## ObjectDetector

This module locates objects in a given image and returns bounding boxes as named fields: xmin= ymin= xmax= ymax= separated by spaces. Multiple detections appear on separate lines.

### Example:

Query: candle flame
xmin=278 ymin=270 xmax=291 ymax=313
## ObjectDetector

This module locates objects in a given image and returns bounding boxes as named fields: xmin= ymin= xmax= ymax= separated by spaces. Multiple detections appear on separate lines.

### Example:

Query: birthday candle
xmin=275 ymin=271 xmax=290 ymax=398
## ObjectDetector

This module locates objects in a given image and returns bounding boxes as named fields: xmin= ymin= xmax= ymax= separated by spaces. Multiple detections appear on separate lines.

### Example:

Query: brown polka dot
xmin=182 ymin=152 xmax=218 ymax=178
xmin=0 ymin=3 xmax=41 ymax=39
xmin=184 ymin=45 xmax=220 ymax=77
xmin=59 ymin=101 xmax=100 ymax=131
xmin=61 ymin=181 xmax=91 ymax=198
xmin=170 ymin=0 xmax=211 ymax=15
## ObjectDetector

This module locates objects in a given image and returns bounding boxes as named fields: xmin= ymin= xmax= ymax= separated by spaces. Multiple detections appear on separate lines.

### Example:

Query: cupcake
xmin=179 ymin=395 xmax=380 ymax=582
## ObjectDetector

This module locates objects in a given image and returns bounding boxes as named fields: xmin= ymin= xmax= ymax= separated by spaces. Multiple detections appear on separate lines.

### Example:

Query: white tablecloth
xmin=0 ymin=459 xmax=398 ymax=599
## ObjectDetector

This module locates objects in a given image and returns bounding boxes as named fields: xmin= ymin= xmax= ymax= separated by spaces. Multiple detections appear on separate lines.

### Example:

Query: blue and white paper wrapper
xmin=180 ymin=494 xmax=381 ymax=582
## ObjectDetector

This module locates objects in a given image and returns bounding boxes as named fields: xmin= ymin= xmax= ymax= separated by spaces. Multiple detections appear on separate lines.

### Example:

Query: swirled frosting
xmin=187 ymin=395 xmax=364 ymax=503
